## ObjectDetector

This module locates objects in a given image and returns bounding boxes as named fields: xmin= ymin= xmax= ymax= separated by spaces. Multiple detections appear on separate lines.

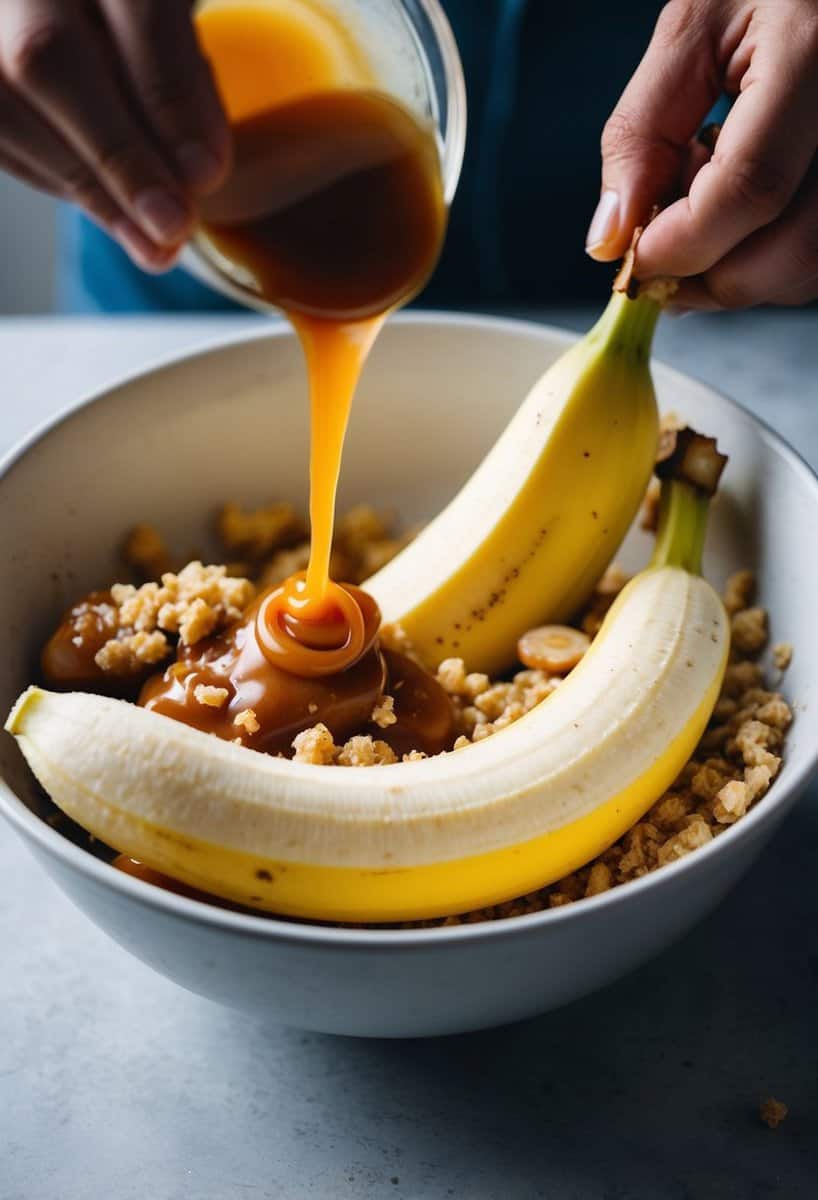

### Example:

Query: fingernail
xmin=133 ymin=186 xmax=190 ymax=245
xmin=112 ymin=218 xmax=178 ymax=274
xmin=176 ymin=140 xmax=223 ymax=190
xmin=666 ymin=306 xmax=693 ymax=319
xmin=585 ymin=189 xmax=620 ymax=257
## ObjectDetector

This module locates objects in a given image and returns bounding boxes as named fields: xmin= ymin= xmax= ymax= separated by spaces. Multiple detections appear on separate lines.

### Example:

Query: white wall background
xmin=0 ymin=174 xmax=57 ymax=313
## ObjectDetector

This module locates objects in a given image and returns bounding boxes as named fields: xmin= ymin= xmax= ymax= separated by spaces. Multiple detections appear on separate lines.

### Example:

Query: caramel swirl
xmin=256 ymin=572 xmax=379 ymax=677
xmin=138 ymin=582 xmax=456 ymax=759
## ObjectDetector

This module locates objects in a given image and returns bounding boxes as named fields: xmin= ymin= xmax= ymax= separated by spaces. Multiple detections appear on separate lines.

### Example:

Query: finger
xmin=679 ymin=135 xmax=713 ymax=196
xmin=0 ymin=0 xmax=193 ymax=246
xmin=98 ymin=0 xmax=230 ymax=193
xmin=671 ymin=158 xmax=818 ymax=310
xmin=768 ymin=277 xmax=818 ymax=307
xmin=0 ymin=78 xmax=178 ymax=271
xmin=586 ymin=0 xmax=722 ymax=261
xmin=636 ymin=25 xmax=818 ymax=278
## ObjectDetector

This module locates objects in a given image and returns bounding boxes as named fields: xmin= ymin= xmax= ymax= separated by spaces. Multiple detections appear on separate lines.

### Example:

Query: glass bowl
xmin=180 ymin=0 xmax=466 ymax=312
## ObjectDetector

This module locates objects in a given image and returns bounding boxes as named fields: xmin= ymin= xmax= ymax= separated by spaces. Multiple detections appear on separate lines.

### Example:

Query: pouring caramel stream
xmin=195 ymin=1 xmax=446 ymax=676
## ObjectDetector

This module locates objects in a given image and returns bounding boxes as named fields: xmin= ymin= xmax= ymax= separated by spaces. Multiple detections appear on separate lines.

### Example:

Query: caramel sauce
xmin=40 ymin=592 xmax=134 ymax=694
xmin=139 ymin=589 xmax=455 ymax=757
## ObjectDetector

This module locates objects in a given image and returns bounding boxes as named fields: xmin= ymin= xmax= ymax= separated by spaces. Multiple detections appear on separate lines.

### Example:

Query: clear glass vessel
xmin=181 ymin=0 xmax=466 ymax=312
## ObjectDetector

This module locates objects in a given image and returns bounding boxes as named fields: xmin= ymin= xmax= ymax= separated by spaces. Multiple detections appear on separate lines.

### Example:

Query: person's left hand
xmin=587 ymin=0 xmax=818 ymax=310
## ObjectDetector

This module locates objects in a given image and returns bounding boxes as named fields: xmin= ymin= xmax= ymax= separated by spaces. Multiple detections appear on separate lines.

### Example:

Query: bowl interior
xmin=1 ymin=313 xmax=817 ymax=899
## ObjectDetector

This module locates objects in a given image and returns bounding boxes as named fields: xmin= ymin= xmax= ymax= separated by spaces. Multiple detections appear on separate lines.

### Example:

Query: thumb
xmin=586 ymin=0 xmax=722 ymax=262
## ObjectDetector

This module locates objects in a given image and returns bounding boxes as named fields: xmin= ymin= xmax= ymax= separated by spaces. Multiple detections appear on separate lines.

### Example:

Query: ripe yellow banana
xmin=6 ymin=470 xmax=729 ymax=923
xmin=367 ymin=289 xmax=661 ymax=675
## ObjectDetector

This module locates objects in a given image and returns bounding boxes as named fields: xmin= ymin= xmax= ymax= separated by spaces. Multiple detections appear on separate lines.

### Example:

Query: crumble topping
xmin=291 ymin=726 xmax=408 ymax=767
xmin=217 ymin=501 xmax=305 ymax=561
xmin=94 ymin=630 xmax=169 ymax=674
xmin=336 ymin=735 xmax=397 ymax=767
xmin=93 ymin=562 xmax=256 ymax=673
xmin=87 ymin=504 xmax=794 ymax=929
xmin=193 ymin=684 xmax=229 ymax=709
xmin=291 ymin=723 xmax=336 ymax=766
xmin=121 ymin=523 xmax=171 ymax=579
xmin=772 ymin=642 xmax=793 ymax=671
xmin=217 ymin=500 xmax=413 ymax=589
xmin=731 ymin=606 xmax=769 ymax=655
xmin=234 ymin=708 xmax=260 ymax=735
xmin=723 ymin=568 xmax=755 ymax=616
xmin=371 ymin=695 xmax=397 ymax=729
xmin=357 ymin=567 xmax=794 ymax=928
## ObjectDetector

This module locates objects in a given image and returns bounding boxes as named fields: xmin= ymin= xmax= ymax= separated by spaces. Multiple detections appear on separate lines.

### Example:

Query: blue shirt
xmin=59 ymin=1 xmax=671 ymax=313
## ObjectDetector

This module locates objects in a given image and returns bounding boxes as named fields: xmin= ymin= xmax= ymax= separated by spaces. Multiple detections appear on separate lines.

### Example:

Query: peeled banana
xmin=367 ymin=289 xmax=662 ymax=675
xmin=6 ymin=464 xmax=729 ymax=923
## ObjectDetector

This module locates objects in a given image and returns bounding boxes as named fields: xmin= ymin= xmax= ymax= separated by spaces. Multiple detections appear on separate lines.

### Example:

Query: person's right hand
xmin=0 ymin=0 xmax=231 ymax=271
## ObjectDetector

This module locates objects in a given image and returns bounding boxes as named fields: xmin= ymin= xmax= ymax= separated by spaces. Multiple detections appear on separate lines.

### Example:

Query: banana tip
xmin=5 ymin=685 xmax=44 ymax=736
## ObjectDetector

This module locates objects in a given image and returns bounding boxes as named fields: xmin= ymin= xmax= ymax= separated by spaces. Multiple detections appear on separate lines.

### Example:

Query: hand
xmin=0 ymin=0 xmax=230 ymax=271
xmin=587 ymin=0 xmax=818 ymax=309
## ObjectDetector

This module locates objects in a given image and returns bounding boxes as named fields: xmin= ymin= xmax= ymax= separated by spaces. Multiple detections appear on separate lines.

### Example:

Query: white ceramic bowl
xmin=1 ymin=314 xmax=817 ymax=1038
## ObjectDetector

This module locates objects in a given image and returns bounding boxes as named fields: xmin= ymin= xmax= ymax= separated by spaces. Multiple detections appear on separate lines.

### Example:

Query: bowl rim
xmin=2 ymin=309 xmax=817 ymax=949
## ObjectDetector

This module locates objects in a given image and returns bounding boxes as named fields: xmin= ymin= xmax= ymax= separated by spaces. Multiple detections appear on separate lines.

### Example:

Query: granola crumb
xmin=234 ymin=708 xmax=260 ymax=735
xmin=94 ymin=630 xmax=169 ymax=674
xmin=723 ymin=569 xmax=756 ymax=616
xmin=402 ymin=749 xmax=427 ymax=762
xmin=292 ymin=724 xmax=337 ymax=766
xmin=95 ymin=562 xmax=255 ymax=673
xmin=772 ymin=642 xmax=793 ymax=671
xmin=759 ymin=1097 xmax=788 ymax=1129
xmin=731 ymin=606 xmax=769 ymax=656
xmin=436 ymin=657 xmax=468 ymax=695
xmin=744 ymin=762 xmax=775 ymax=801
xmin=121 ymin=523 xmax=171 ymax=579
xmin=217 ymin=501 xmax=304 ymax=560
xmin=755 ymin=697 xmax=792 ymax=731
xmin=378 ymin=621 xmax=422 ymax=664
xmin=179 ymin=596 xmax=218 ymax=646
xmin=193 ymin=684 xmax=229 ymax=709
xmin=713 ymin=779 xmax=749 ymax=825
xmin=656 ymin=816 xmax=713 ymax=866
xmin=723 ymin=660 xmax=763 ymax=697
xmin=337 ymin=735 xmax=397 ymax=767
xmin=585 ymin=862 xmax=612 ymax=897
xmin=371 ymin=695 xmax=397 ymax=729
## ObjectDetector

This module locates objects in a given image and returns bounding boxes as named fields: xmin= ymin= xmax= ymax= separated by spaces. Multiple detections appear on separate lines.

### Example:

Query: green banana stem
xmin=586 ymin=290 xmax=661 ymax=363
xmin=650 ymin=480 xmax=709 ymax=575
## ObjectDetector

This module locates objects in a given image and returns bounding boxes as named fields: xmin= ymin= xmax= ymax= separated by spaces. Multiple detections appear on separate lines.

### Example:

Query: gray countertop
xmin=2 ymin=308 xmax=817 ymax=1200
